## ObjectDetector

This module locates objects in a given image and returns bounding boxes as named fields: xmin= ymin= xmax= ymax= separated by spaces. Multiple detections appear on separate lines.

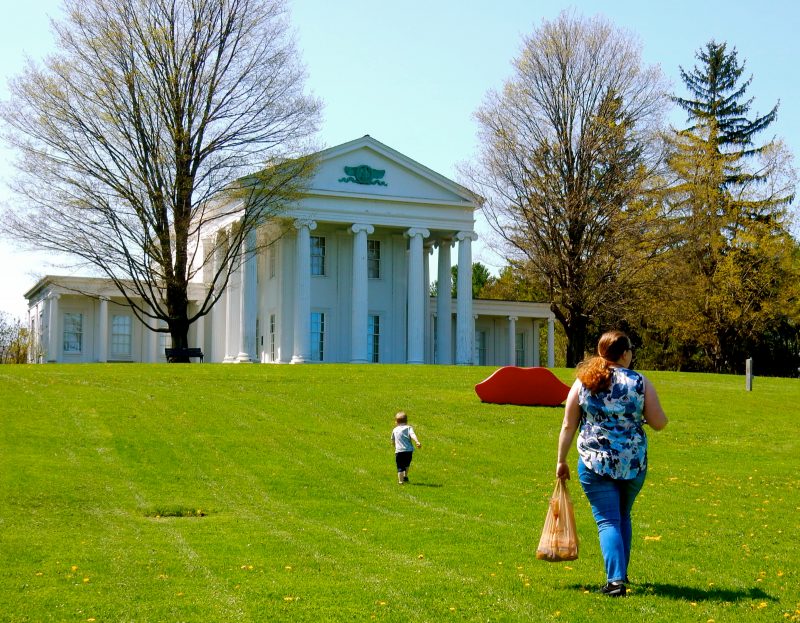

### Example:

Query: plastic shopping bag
xmin=536 ymin=479 xmax=579 ymax=562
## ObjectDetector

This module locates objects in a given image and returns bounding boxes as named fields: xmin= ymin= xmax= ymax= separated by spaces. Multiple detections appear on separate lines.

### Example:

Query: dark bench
xmin=165 ymin=347 xmax=204 ymax=363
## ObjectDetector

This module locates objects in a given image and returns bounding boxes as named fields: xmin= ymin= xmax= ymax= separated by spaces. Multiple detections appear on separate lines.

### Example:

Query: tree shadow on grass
xmin=635 ymin=583 xmax=776 ymax=602
xmin=409 ymin=482 xmax=443 ymax=488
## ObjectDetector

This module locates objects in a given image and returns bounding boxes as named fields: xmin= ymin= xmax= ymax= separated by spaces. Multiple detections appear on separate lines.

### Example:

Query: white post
xmin=508 ymin=316 xmax=518 ymax=366
xmin=746 ymin=357 xmax=753 ymax=391
xmin=350 ymin=223 xmax=374 ymax=363
xmin=47 ymin=293 xmax=60 ymax=363
xmin=292 ymin=219 xmax=316 ymax=364
xmin=455 ymin=231 xmax=477 ymax=365
xmin=237 ymin=228 xmax=257 ymax=363
xmin=405 ymin=227 xmax=430 ymax=364
xmin=533 ymin=320 xmax=541 ymax=367
xmin=436 ymin=238 xmax=453 ymax=365
xmin=98 ymin=298 xmax=108 ymax=362
xmin=547 ymin=317 xmax=555 ymax=368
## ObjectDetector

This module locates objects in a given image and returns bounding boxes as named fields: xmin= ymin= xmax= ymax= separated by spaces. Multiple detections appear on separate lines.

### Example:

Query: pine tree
xmin=661 ymin=40 xmax=797 ymax=373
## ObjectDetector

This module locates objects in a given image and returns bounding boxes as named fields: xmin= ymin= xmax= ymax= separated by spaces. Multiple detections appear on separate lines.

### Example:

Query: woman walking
xmin=556 ymin=330 xmax=668 ymax=596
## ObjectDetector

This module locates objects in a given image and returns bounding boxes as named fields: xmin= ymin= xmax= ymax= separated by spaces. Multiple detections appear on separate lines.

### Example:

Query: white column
xmin=405 ymin=227 xmax=430 ymax=364
xmin=473 ymin=313 xmax=480 ymax=365
xmin=423 ymin=243 xmax=433 ymax=363
xmin=148 ymin=306 xmax=159 ymax=362
xmin=547 ymin=317 xmax=555 ymax=368
xmin=436 ymin=239 xmax=453 ymax=365
xmin=508 ymin=316 xmax=518 ymax=366
xmin=456 ymin=231 xmax=477 ymax=365
xmin=195 ymin=314 xmax=205 ymax=360
xmin=98 ymin=298 xmax=108 ymax=362
xmin=222 ymin=234 xmax=238 ymax=363
xmin=47 ymin=293 xmax=60 ymax=363
xmin=533 ymin=320 xmax=541 ymax=367
xmin=212 ymin=230 xmax=227 ymax=362
xmin=292 ymin=219 xmax=316 ymax=364
xmin=237 ymin=228 xmax=257 ymax=363
xmin=350 ymin=223 xmax=374 ymax=363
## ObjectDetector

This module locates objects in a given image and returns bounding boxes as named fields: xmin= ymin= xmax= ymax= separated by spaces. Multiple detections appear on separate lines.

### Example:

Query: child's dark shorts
xmin=395 ymin=451 xmax=413 ymax=472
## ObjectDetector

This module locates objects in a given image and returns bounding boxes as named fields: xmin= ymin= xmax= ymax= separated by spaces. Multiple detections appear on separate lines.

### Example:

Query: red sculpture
xmin=475 ymin=366 xmax=571 ymax=406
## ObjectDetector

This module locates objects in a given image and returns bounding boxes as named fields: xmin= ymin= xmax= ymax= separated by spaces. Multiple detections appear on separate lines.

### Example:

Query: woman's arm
xmin=556 ymin=380 xmax=583 ymax=480
xmin=643 ymin=376 xmax=668 ymax=430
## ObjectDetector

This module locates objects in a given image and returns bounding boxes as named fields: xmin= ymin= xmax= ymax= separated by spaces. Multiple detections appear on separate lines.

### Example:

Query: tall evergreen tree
xmin=660 ymin=41 xmax=797 ymax=373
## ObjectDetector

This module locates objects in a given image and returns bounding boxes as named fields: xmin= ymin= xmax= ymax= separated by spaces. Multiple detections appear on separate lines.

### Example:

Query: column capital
xmin=49 ymin=292 xmax=61 ymax=301
xmin=349 ymin=223 xmax=374 ymax=235
xmin=508 ymin=316 xmax=518 ymax=322
xmin=435 ymin=237 xmax=454 ymax=249
xmin=404 ymin=227 xmax=430 ymax=239
xmin=456 ymin=230 xmax=478 ymax=242
xmin=294 ymin=218 xmax=317 ymax=232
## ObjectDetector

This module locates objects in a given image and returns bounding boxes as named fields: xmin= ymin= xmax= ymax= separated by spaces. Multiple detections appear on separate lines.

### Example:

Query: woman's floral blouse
xmin=577 ymin=367 xmax=647 ymax=479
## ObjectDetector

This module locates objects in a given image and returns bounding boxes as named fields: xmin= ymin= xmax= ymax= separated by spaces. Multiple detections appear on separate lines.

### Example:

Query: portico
xmin=24 ymin=136 xmax=557 ymax=367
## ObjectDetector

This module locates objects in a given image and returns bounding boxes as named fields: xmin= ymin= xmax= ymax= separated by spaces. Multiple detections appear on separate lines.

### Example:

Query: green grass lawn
xmin=1 ymin=364 xmax=798 ymax=622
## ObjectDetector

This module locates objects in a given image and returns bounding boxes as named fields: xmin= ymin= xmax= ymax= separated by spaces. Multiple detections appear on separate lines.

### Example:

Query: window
xmin=311 ymin=236 xmax=326 ymax=276
xmin=63 ymin=313 xmax=83 ymax=353
xmin=269 ymin=314 xmax=276 ymax=362
xmin=368 ymin=315 xmax=380 ymax=363
xmin=367 ymin=239 xmax=381 ymax=279
xmin=311 ymin=312 xmax=325 ymax=362
xmin=475 ymin=330 xmax=487 ymax=366
xmin=515 ymin=333 xmax=525 ymax=367
xmin=111 ymin=315 xmax=132 ymax=357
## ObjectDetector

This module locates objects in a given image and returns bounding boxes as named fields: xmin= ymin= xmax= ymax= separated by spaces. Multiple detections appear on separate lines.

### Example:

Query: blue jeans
xmin=577 ymin=459 xmax=646 ymax=583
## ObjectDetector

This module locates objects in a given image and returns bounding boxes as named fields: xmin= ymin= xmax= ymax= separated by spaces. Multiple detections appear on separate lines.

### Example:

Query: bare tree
xmin=464 ymin=11 xmax=670 ymax=365
xmin=1 ymin=0 xmax=321 ymax=356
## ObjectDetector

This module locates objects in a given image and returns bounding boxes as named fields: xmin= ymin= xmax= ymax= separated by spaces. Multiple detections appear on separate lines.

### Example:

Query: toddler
xmin=390 ymin=411 xmax=421 ymax=484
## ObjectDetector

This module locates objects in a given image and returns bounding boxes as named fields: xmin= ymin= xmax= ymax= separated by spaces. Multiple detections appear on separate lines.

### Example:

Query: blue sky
xmin=1 ymin=0 xmax=798 ymax=317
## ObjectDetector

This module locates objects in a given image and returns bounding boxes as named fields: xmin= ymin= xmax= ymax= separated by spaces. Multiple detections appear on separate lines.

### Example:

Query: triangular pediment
xmin=307 ymin=136 xmax=479 ymax=206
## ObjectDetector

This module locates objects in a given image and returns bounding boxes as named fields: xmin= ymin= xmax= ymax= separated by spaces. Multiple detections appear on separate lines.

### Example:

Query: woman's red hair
xmin=576 ymin=330 xmax=632 ymax=394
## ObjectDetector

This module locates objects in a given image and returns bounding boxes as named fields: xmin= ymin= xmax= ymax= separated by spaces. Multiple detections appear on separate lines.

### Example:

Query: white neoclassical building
xmin=25 ymin=136 xmax=557 ymax=366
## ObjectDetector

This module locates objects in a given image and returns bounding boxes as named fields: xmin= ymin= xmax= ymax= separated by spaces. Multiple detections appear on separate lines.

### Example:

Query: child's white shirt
xmin=391 ymin=424 xmax=418 ymax=452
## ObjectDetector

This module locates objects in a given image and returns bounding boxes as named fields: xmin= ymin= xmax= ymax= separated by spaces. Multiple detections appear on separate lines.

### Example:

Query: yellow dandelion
xmin=449 ymin=607 xmax=456 ymax=612
xmin=35 ymin=572 xmax=43 ymax=577
xmin=644 ymin=535 xmax=662 ymax=541
xmin=83 ymin=577 xmax=90 ymax=583
xmin=758 ymin=602 xmax=767 ymax=609
xmin=418 ymin=554 xmax=424 ymax=559
xmin=71 ymin=565 xmax=78 ymax=572
xmin=690 ymin=602 xmax=698 ymax=607
xmin=285 ymin=566 xmax=293 ymax=571
xmin=377 ymin=601 xmax=387 ymax=606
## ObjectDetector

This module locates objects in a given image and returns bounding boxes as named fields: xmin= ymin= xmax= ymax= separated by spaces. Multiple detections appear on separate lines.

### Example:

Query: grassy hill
xmin=1 ymin=364 xmax=798 ymax=622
